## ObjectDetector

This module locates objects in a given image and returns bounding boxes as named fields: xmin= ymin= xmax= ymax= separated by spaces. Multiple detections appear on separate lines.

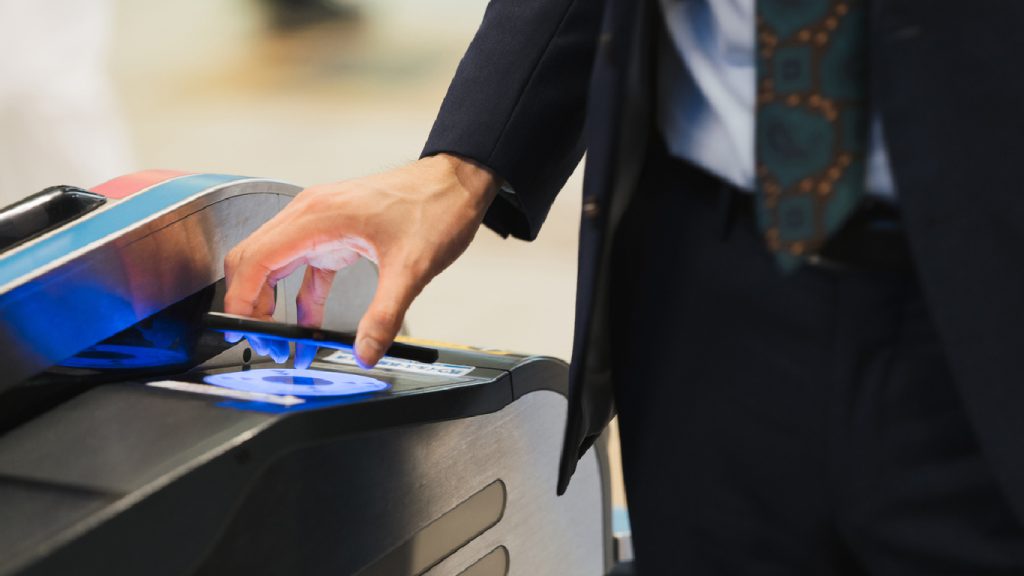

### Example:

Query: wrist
xmin=430 ymin=153 xmax=500 ymax=212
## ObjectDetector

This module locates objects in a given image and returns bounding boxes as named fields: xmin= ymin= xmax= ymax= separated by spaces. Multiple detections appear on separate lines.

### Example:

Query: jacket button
xmin=582 ymin=198 xmax=601 ymax=220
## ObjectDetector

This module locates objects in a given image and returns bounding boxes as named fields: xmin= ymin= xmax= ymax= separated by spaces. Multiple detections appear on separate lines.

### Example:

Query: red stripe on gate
xmin=90 ymin=170 xmax=192 ymax=199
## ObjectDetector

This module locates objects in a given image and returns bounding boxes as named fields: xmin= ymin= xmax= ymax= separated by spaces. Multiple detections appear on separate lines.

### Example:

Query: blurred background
xmin=0 ymin=0 xmax=623 ymax=505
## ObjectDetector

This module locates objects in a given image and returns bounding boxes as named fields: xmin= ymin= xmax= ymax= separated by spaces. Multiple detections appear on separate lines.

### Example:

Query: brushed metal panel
xmin=457 ymin=547 xmax=508 ymax=576
xmin=416 ymin=391 xmax=605 ymax=576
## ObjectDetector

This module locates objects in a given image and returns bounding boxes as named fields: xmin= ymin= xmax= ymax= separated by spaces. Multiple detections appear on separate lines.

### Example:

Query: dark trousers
xmin=610 ymin=145 xmax=1024 ymax=575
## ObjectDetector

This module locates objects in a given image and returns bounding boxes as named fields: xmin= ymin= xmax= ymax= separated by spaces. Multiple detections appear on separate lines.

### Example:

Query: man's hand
xmin=223 ymin=154 xmax=499 ymax=368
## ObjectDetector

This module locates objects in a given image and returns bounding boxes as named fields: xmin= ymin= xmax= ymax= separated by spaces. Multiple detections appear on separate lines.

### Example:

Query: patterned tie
xmin=755 ymin=0 xmax=868 ymax=270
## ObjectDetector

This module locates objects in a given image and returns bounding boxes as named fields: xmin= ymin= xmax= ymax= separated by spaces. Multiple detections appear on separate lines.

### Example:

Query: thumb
xmin=355 ymin=265 xmax=421 ymax=369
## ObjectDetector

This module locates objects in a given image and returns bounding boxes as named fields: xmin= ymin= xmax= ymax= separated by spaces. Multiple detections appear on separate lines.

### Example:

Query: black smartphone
xmin=203 ymin=312 xmax=438 ymax=365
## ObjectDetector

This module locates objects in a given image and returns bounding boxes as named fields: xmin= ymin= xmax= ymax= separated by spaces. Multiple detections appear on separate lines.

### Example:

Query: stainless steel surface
xmin=456 ymin=547 xmax=509 ymax=576
xmin=413 ymin=391 xmax=604 ymax=576
xmin=0 ymin=177 xmax=378 ymax=387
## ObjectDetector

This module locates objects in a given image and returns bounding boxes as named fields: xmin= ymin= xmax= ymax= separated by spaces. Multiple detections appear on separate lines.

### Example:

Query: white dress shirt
xmin=657 ymin=0 xmax=896 ymax=199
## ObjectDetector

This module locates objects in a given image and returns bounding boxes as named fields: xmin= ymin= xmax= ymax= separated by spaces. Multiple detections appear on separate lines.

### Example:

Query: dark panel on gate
xmin=196 ymin=425 xmax=505 ymax=575
xmin=359 ymin=480 xmax=506 ymax=576
xmin=0 ymin=477 xmax=114 ymax=565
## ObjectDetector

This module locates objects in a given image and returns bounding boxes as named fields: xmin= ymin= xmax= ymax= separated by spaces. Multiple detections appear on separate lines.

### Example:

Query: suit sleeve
xmin=421 ymin=0 xmax=605 ymax=241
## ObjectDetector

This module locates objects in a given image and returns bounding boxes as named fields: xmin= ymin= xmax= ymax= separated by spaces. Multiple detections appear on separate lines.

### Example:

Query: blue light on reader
xmin=204 ymin=368 xmax=389 ymax=397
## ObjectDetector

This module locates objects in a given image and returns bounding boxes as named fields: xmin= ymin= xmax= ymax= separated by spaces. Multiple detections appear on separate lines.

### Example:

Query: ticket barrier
xmin=0 ymin=172 xmax=612 ymax=575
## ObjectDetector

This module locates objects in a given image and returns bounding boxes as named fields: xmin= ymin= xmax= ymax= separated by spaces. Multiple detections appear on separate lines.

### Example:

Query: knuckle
xmin=232 ymin=242 xmax=253 ymax=264
xmin=303 ymin=182 xmax=334 ymax=196
xmin=300 ymin=184 xmax=342 ymax=206
xmin=294 ymin=185 xmax=321 ymax=201
xmin=294 ymin=185 xmax=356 ymax=226
xmin=299 ymin=291 xmax=329 ymax=309
xmin=225 ymin=246 xmax=241 ymax=269
xmin=301 ymin=192 xmax=329 ymax=212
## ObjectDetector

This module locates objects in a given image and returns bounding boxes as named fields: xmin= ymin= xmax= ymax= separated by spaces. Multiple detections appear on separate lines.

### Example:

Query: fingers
xmin=246 ymin=335 xmax=289 ymax=363
xmin=262 ymin=338 xmax=291 ymax=364
xmin=294 ymin=266 xmax=337 ymax=369
xmin=224 ymin=222 xmax=320 ymax=363
xmin=223 ymin=225 xmax=316 ymax=318
xmin=249 ymin=284 xmax=291 ymax=362
xmin=355 ymin=264 xmax=421 ymax=368
xmin=234 ymin=282 xmax=289 ymax=362
xmin=296 ymin=266 xmax=338 ymax=328
xmin=293 ymin=343 xmax=318 ymax=371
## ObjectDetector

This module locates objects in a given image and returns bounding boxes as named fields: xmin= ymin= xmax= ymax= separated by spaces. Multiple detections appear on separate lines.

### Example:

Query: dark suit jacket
xmin=422 ymin=0 xmax=1024 ymax=514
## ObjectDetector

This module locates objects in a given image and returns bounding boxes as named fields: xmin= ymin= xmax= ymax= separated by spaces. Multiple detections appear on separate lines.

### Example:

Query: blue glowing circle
xmin=204 ymin=368 xmax=389 ymax=397
xmin=60 ymin=344 xmax=189 ymax=370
